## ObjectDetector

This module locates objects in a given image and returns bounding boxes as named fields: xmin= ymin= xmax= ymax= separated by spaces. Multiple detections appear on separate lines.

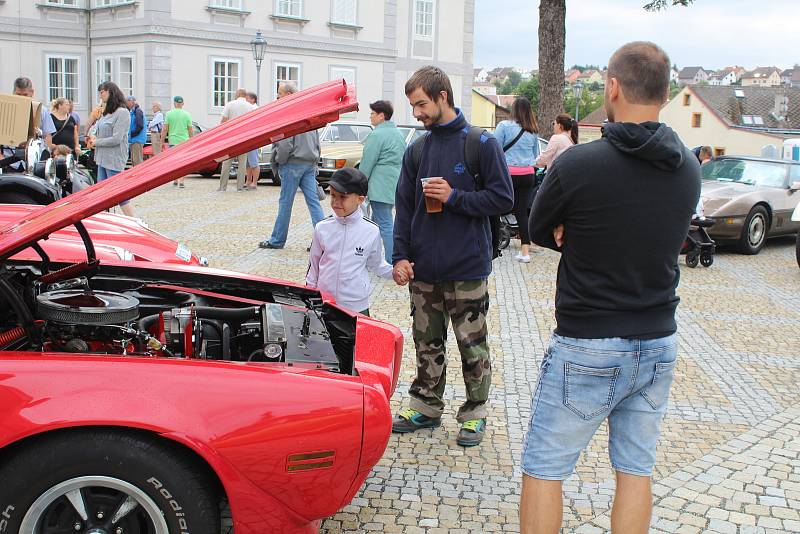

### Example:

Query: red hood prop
xmin=0 ymin=80 xmax=357 ymax=260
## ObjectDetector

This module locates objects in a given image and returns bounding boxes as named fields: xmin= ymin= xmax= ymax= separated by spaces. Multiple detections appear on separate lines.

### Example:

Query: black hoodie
xmin=530 ymin=121 xmax=701 ymax=339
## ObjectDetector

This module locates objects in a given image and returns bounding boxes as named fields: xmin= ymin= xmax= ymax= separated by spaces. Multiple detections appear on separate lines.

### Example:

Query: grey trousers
xmin=219 ymin=154 xmax=247 ymax=190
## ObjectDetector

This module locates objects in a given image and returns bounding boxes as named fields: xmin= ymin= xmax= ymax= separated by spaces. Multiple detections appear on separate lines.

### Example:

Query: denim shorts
xmin=522 ymin=333 xmax=677 ymax=480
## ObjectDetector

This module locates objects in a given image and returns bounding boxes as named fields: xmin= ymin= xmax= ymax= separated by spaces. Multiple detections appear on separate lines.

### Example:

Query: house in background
xmin=741 ymin=67 xmax=782 ymax=87
xmin=670 ymin=67 xmax=680 ymax=84
xmin=471 ymin=88 xmax=509 ymax=129
xmin=474 ymin=67 xmax=489 ymax=83
xmin=677 ymin=66 xmax=709 ymax=86
xmin=660 ymin=85 xmax=800 ymax=157
xmin=472 ymin=82 xmax=497 ymax=96
xmin=793 ymin=70 xmax=800 ymax=89
xmin=576 ymin=106 xmax=607 ymax=143
xmin=0 ymin=0 xmax=476 ymax=127
xmin=577 ymin=69 xmax=603 ymax=86
xmin=564 ymin=68 xmax=581 ymax=85
xmin=708 ymin=68 xmax=738 ymax=86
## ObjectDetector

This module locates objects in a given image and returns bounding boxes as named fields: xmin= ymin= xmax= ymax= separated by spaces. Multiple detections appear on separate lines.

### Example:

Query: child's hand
xmin=393 ymin=260 xmax=414 ymax=286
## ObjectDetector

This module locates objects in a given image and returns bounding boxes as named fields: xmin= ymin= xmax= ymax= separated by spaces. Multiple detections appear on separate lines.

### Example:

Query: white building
xmin=0 ymin=0 xmax=475 ymax=128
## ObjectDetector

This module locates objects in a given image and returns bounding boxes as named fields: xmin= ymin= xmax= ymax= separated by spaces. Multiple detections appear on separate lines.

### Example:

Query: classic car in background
xmin=699 ymin=156 xmax=800 ymax=254
xmin=0 ymin=204 xmax=207 ymax=266
xmin=0 ymin=80 xmax=402 ymax=534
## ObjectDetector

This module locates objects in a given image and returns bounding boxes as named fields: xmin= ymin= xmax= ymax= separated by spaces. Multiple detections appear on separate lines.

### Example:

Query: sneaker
xmin=392 ymin=409 xmax=441 ymax=433
xmin=172 ymin=181 xmax=178 ymax=187
xmin=456 ymin=418 xmax=486 ymax=447
xmin=514 ymin=253 xmax=531 ymax=263
xmin=179 ymin=183 xmax=185 ymax=188
xmin=258 ymin=240 xmax=283 ymax=249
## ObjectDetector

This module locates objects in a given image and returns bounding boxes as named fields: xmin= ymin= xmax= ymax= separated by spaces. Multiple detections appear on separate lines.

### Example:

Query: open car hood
xmin=0 ymin=80 xmax=357 ymax=260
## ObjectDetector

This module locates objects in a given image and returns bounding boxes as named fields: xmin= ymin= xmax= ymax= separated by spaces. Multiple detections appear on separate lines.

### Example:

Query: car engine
xmin=0 ymin=269 xmax=355 ymax=375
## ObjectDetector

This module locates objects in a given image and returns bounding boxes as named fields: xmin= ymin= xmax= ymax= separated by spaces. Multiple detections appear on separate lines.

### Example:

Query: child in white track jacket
xmin=306 ymin=168 xmax=393 ymax=315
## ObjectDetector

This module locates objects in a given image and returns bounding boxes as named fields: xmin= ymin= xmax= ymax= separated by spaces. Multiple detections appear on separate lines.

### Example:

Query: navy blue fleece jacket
xmin=392 ymin=110 xmax=514 ymax=282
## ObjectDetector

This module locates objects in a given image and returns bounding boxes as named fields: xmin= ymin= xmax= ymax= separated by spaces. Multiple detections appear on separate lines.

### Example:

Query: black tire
xmin=796 ymin=233 xmax=800 ymax=269
xmin=737 ymin=205 xmax=769 ymax=255
xmin=685 ymin=252 xmax=699 ymax=268
xmin=0 ymin=191 xmax=39 ymax=205
xmin=0 ymin=430 xmax=219 ymax=534
xmin=700 ymin=250 xmax=714 ymax=267
xmin=498 ymin=225 xmax=511 ymax=250
xmin=199 ymin=171 xmax=215 ymax=178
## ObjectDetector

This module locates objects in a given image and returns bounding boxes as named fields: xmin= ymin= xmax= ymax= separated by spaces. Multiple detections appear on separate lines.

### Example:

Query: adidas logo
xmin=355 ymin=246 xmax=364 ymax=256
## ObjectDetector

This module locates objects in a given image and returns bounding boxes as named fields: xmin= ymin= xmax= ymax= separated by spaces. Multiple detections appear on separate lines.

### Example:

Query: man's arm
xmin=160 ymin=123 xmax=169 ymax=145
xmin=186 ymin=116 xmax=193 ymax=139
xmin=529 ymin=162 xmax=568 ymax=251
xmin=444 ymin=135 xmax=514 ymax=217
xmin=273 ymin=137 xmax=294 ymax=165
xmin=391 ymin=147 xmax=416 ymax=265
xmin=305 ymin=227 xmax=322 ymax=288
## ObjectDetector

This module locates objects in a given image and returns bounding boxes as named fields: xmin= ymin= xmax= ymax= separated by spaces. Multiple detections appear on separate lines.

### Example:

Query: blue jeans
xmin=522 ymin=333 xmax=677 ymax=480
xmin=369 ymin=200 xmax=394 ymax=263
xmin=97 ymin=166 xmax=129 ymax=206
xmin=267 ymin=162 xmax=325 ymax=247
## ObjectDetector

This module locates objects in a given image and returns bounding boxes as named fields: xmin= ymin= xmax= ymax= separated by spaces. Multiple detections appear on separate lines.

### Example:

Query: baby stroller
xmin=497 ymin=168 xmax=547 ymax=251
xmin=682 ymin=216 xmax=716 ymax=268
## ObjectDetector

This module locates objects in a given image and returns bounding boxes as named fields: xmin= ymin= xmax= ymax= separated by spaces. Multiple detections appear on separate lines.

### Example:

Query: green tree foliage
xmin=569 ymin=64 xmax=601 ymax=73
xmin=643 ymin=0 xmax=694 ymax=10
xmin=514 ymin=76 xmax=540 ymax=110
xmin=495 ymin=70 xmax=523 ymax=94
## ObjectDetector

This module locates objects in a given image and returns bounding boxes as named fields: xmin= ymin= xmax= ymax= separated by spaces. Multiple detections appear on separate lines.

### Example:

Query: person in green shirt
xmin=160 ymin=95 xmax=194 ymax=187
xmin=360 ymin=100 xmax=406 ymax=262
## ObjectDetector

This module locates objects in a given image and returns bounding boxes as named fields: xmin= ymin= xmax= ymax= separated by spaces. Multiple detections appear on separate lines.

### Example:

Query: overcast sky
xmin=474 ymin=0 xmax=798 ymax=71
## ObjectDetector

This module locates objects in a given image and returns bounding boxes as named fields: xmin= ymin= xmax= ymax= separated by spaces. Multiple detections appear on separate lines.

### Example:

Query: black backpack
xmin=409 ymin=126 xmax=504 ymax=259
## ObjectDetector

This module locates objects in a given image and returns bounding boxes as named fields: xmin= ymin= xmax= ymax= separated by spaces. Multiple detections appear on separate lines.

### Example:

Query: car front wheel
xmin=737 ymin=205 xmax=769 ymax=255
xmin=0 ymin=430 xmax=219 ymax=534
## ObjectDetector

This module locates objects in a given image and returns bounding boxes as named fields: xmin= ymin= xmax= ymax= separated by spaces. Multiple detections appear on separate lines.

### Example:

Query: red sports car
xmin=0 ymin=204 xmax=208 ymax=266
xmin=0 ymin=81 xmax=402 ymax=534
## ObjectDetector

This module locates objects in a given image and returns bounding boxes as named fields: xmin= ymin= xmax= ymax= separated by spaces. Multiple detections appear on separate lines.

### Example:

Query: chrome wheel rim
xmin=20 ymin=476 xmax=168 ymax=534
xmin=748 ymin=213 xmax=766 ymax=248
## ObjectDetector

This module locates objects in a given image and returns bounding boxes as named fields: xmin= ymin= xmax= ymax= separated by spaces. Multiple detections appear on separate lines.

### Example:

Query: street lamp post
xmin=250 ymin=30 xmax=267 ymax=103
xmin=572 ymin=81 xmax=584 ymax=122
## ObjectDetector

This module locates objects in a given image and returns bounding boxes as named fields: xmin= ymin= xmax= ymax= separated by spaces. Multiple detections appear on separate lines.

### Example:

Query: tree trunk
xmin=538 ymin=0 xmax=566 ymax=139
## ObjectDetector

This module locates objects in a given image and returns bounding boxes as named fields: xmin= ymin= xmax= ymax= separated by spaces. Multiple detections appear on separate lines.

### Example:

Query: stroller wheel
xmin=700 ymin=250 xmax=714 ymax=267
xmin=498 ymin=225 xmax=511 ymax=250
xmin=685 ymin=252 xmax=699 ymax=268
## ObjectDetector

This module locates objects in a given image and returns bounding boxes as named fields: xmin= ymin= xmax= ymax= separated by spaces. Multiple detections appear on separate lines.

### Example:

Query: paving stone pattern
xmin=133 ymin=178 xmax=800 ymax=533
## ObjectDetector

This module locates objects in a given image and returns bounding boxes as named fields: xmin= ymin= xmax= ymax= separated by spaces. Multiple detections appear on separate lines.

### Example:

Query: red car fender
xmin=354 ymin=316 xmax=404 ymax=398
xmin=0 ymin=356 xmax=367 ymax=532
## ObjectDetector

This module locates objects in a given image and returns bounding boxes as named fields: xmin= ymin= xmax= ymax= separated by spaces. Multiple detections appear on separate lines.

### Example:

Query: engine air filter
xmin=36 ymin=290 xmax=139 ymax=325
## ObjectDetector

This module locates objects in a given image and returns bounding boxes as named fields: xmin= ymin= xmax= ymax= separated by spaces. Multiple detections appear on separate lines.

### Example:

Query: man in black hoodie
xmin=519 ymin=42 xmax=700 ymax=534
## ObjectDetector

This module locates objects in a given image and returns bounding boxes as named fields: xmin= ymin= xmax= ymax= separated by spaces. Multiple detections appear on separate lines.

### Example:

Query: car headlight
xmin=321 ymin=158 xmax=346 ymax=170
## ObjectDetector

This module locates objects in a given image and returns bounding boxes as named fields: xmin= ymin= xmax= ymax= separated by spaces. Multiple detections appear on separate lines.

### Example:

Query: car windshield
xmin=320 ymin=124 xmax=371 ymax=143
xmin=701 ymin=159 xmax=788 ymax=188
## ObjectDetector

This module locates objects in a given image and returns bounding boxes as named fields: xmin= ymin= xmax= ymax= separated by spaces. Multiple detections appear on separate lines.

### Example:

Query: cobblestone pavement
xmin=133 ymin=177 xmax=800 ymax=534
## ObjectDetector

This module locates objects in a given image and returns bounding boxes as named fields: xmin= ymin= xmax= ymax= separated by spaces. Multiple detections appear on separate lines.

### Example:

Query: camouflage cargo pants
xmin=408 ymin=279 xmax=491 ymax=422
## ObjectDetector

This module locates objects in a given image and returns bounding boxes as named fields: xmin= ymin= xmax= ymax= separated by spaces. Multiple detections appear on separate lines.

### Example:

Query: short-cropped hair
xmin=369 ymin=100 xmax=394 ymax=120
xmin=608 ymin=41 xmax=671 ymax=105
xmin=404 ymin=66 xmax=455 ymax=108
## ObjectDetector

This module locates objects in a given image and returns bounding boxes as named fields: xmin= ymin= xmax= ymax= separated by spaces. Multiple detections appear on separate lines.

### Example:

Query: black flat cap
xmin=329 ymin=167 xmax=368 ymax=196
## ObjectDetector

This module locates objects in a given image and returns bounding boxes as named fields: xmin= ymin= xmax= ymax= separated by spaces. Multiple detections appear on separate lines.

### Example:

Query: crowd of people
xmin=6 ymin=40 xmax=702 ymax=533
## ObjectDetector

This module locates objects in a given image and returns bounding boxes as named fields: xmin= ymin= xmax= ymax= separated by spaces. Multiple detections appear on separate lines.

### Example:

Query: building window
xmin=47 ymin=55 xmax=79 ymax=102
xmin=330 ymin=66 xmax=355 ymax=86
xmin=212 ymin=59 xmax=241 ymax=108
xmin=331 ymin=0 xmax=357 ymax=25
xmin=45 ymin=0 xmax=80 ymax=5
xmin=683 ymin=94 xmax=691 ymax=106
xmin=95 ymin=55 xmax=134 ymax=96
xmin=414 ymin=0 xmax=434 ymax=39
xmin=210 ymin=0 xmax=242 ymax=7
xmin=275 ymin=62 xmax=300 ymax=97
xmin=276 ymin=0 xmax=302 ymax=17
xmin=119 ymin=56 xmax=134 ymax=96
xmin=94 ymin=0 xmax=126 ymax=5
xmin=714 ymin=147 xmax=725 ymax=157
xmin=691 ymin=113 xmax=702 ymax=128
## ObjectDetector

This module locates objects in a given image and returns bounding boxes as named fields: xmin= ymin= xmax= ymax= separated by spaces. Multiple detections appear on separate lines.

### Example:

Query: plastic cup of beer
xmin=421 ymin=177 xmax=443 ymax=213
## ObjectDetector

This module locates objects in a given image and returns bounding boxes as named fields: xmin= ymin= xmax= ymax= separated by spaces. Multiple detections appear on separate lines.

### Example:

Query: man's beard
xmin=420 ymin=105 xmax=443 ymax=130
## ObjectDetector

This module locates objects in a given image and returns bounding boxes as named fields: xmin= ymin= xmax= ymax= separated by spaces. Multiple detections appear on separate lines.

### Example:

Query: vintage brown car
xmin=700 ymin=156 xmax=800 ymax=254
